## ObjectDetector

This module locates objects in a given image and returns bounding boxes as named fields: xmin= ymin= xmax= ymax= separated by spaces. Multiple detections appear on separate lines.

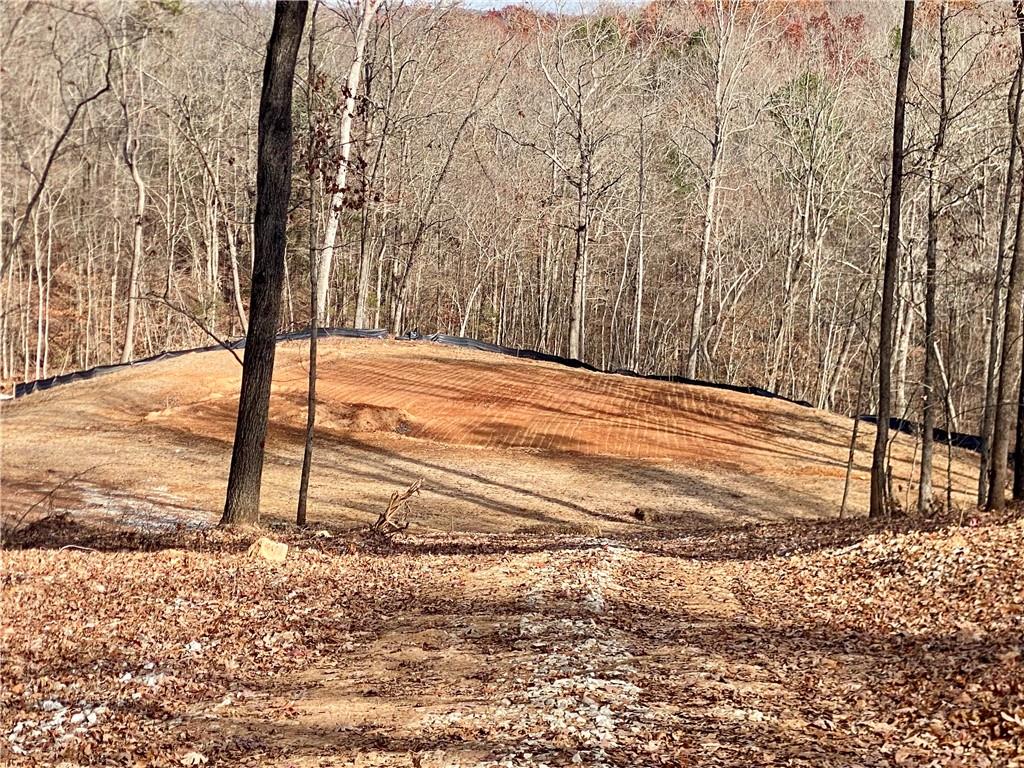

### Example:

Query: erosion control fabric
xmin=395 ymin=330 xmax=814 ymax=407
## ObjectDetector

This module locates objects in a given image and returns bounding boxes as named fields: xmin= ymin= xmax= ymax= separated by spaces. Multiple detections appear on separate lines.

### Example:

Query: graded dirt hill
xmin=1 ymin=337 xmax=979 ymax=533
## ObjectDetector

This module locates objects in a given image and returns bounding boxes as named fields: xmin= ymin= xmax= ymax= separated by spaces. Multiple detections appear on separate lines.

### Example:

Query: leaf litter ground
xmin=1 ymin=510 xmax=1021 ymax=767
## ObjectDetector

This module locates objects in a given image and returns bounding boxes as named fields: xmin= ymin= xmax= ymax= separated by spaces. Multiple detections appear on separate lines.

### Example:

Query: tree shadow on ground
xmin=3 ymin=493 xmax=997 ymax=562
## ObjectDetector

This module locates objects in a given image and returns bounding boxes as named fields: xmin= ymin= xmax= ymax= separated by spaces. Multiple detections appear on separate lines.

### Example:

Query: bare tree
xmin=680 ymin=0 xmax=764 ymax=379
xmin=315 ymin=0 xmax=382 ymax=325
xmin=979 ymin=3 xmax=1024 ymax=506
xmin=870 ymin=0 xmax=915 ymax=520
xmin=505 ymin=17 xmax=636 ymax=360
xmin=116 ymin=12 xmax=148 ymax=364
xmin=297 ymin=0 xmax=320 ymax=528
xmin=918 ymin=0 xmax=949 ymax=514
xmin=1 ymin=0 xmax=1019 ymax=511
xmin=2 ymin=9 xmax=113 ymax=272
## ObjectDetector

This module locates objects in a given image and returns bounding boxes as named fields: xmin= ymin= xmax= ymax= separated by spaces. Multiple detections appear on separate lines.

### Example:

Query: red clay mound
xmin=1 ymin=338 xmax=979 ymax=533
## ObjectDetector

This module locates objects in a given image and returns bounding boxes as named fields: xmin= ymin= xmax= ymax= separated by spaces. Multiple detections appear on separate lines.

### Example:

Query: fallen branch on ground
xmin=370 ymin=479 xmax=422 ymax=537
xmin=3 ymin=465 xmax=100 ymax=540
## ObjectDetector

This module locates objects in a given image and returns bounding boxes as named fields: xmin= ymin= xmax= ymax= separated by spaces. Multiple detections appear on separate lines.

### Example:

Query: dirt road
xmin=0 ymin=341 xmax=1009 ymax=768
xmin=218 ymin=536 xmax=891 ymax=768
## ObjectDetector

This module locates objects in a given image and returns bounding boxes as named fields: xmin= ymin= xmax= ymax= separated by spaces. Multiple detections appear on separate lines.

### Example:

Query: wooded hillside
xmin=1 ymin=0 xmax=1017 ymax=425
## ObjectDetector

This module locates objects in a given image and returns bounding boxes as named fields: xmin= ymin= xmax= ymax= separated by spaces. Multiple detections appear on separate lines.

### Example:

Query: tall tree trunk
xmin=1013 ymin=326 xmax=1024 ymax=499
xmin=1010 ymin=20 xmax=1024 ymax=503
xmin=687 ymin=141 xmax=719 ymax=379
xmin=686 ymin=7 xmax=733 ymax=381
xmin=222 ymin=0 xmax=308 ymax=526
xmin=918 ymin=208 xmax=939 ymax=513
xmin=296 ymin=1 xmax=319 ymax=528
xmin=298 ymin=2 xmax=319 ymax=528
xmin=118 ymin=33 xmax=147 ymax=365
xmin=353 ymin=51 xmax=377 ymax=330
xmin=990 ymin=185 xmax=1024 ymax=509
xmin=841 ymin=256 xmax=881 ymax=519
xmin=225 ymin=226 xmax=248 ymax=334
xmin=988 ymin=0 xmax=1024 ymax=512
xmin=42 ymin=202 xmax=54 ymax=377
xmin=870 ymin=0 xmax=914 ymax=520
xmin=568 ymin=165 xmax=590 ymax=360
xmin=31 ymin=209 xmax=43 ymax=379
xmin=353 ymin=236 xmax=373 ymax=327
xmin=918 ymin=0 xmax=948 ymax=515
xmin=538 ymin=160 xmax=559 ymax=352
xmin=633 ymin=116 xmax=647 ymax=372
xmin=120 ymin=155 xmax=145 ymax=364
xmin=894 ymin=260 xmax=915 ymax=417
xmin=316 ymin=0 xmax=379 ymax=324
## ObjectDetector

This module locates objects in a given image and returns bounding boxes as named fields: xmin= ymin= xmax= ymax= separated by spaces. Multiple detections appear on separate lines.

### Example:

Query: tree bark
xmin=980 ymin=6 xmax=1024 ymax=505
xmin=316 ymin=0 xmax=379 ymax=324
xmin=918 ymin=207 xmax=939 ymax=513
xmin=632 ymin=125 xmax=646 ymax=372
xmin=990 ymin=182 xmax=1024 ymax=509
xmin=1013 ymin=325 xmax=1024 ymax=499
xmin=568 ymin=163 xmax=590 ymax=360
xmin=119 ymin=43 xmax=147 ymax=365
xmin=686 ymin=4 xmax=736 ymax=380
xmin=222 ymin=0 xmax=308 ymax=526
xmin=870 ymin=0 xmax=914 ymax=520
xmin=688 ymin=138 xmax=719 ymax=379
xmin=120 ymin=154 xmax=145 ymax=363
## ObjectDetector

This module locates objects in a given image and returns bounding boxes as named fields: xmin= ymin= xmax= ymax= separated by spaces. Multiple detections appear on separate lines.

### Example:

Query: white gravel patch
xmin=423 ymin=540 xmax=660 ymax=768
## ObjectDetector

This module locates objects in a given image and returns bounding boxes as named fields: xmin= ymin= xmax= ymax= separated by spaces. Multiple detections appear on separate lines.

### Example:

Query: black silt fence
xmin=13 ymin=328 xmax=388 ymax=398
xmin=856 ymin=415 xmax=982 ymax=453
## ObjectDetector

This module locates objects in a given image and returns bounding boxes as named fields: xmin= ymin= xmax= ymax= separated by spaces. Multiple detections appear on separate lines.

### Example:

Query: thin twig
xmin=140 ymin=292 xmax=243 ymax=365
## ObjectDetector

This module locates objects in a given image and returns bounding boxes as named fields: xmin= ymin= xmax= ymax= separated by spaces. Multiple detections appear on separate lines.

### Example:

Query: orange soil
xmin=0 ymin=338 xmax=979 ymax=533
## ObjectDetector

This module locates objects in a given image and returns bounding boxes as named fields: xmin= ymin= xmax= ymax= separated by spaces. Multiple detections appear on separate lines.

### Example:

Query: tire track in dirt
xmin=415 ymin=542 xmax=865 ymax=767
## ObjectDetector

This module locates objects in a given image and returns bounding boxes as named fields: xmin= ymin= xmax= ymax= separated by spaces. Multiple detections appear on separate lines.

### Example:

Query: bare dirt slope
xmin=1 ymin=337 xmax=978 ymax=532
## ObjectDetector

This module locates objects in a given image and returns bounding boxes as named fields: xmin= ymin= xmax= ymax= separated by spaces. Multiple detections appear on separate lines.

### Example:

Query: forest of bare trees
xmin=4 ymin=1 xmax=1024 ymax=502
